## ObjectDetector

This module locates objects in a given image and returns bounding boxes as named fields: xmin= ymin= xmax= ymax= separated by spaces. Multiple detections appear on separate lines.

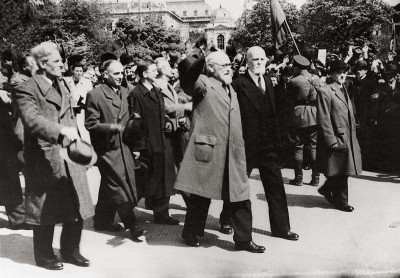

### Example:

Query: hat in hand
xmin=60 ymin=140 xmax=97 ymax=167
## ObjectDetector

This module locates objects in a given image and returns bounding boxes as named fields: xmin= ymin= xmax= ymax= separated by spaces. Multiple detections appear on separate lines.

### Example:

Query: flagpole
xmin=284 ymin=20 xmax=301 ymax=55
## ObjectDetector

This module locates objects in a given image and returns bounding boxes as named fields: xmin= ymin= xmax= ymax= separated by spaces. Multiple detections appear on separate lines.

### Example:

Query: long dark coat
xmin=316 ymin=82 xmax=362 ymax=177
xmin=85 ymin=84 xmax=138 ymax=204
xmin=130 ymin=84 xmax=176 ymax=198
xmin=174 ymin=75 xmax=249 ymax=202
xmin=0 ymin=99 xmax=23 ymax=206
xmin=14 ymin=75 xmax=94 ymax=225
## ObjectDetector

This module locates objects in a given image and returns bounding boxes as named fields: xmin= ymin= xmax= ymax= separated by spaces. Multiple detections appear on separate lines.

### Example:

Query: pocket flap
xmin=194 ymin=135 xmax=217 ymax=146
xmin=337 ymin=127 xmax=346 ymax=134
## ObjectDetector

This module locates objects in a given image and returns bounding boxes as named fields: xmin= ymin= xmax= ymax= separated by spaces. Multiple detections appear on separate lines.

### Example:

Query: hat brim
xmin=59 ymin=142 xmax=98 ymax=167
xmin=179 ymin=56 xmax=206 ymax=93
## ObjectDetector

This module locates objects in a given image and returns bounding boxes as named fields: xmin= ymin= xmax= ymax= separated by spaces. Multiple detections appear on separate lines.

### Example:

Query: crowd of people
xmin=0 ymin=37 xmax=399 ymax=270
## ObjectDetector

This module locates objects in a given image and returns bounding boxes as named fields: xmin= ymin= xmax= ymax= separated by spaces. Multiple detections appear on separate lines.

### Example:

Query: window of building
xmin=205 ymin=9 xmax=209 ymax=15
xmin=194 ymin=10 xmax=198 ymax=16
xmin=183 ymin=10 xmax=187 ymax=17
xmin=217 ymin=34 xmax=225 ymax=50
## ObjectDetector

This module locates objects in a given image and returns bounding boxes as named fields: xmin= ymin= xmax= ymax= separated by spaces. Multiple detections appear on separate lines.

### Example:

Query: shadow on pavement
xmin=0 ymin=233 xmax=38 ymax=267
xmin=256 ymin=193 xmax=335 ymax=209
xmin=353 ymin=174 xmax=400 ymax=184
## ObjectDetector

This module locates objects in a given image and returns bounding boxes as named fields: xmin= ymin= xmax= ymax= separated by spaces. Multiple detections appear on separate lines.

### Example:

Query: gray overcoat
xmin=316 ymin=82 xmax=362 ymax=177
xmin=174 ymin=75 xmax=250 ymax=202
xmin=14 ymin=74 xmax=94 ymax=225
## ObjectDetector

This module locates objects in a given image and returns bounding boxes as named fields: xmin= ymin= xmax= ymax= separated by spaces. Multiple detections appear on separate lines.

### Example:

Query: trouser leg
xmin=306 ymin=126 xmax=319 ymax=178
xmin=331 ymin=175 xmax=349 ymax=206
xmin=230 ymin=200 xmax=253 ymax=243
xmin=258 ymin=157 xmax=291 ymax=233
xmin=33 ymin=225 xmax=56 ymax=262
xmin=93 ymin=181 xmax=117 ymax=226
xmin=60 ymin=220 xmax=83 ymax=255
xmin=116 ymin=202 xmax=138 ymax=230
xmin=5 ymin=203 xmax=25 ymax=228
xmin=152 ymin=196 xmax=170 ymax=220
xmin=219 ymin=201 xmax=231 ymax=225
xmin=182 ymin=194 xmax=211 ymax=237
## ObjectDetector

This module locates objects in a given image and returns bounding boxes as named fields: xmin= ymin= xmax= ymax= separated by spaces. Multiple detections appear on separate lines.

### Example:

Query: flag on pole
xmin=270 ymin=0 xmax=287 ymax=49
xmin=390 ymin=21 xmax=398 ymax=53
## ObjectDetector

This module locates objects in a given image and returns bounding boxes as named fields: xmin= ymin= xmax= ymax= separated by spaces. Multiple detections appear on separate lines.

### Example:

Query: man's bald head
xmin=103 ymin=60 xmax=124 ymax=88
xmin=205 ymin=50 xmax=233 ymax=85
xmin=246 ymin=46 xmax=267 ymax=76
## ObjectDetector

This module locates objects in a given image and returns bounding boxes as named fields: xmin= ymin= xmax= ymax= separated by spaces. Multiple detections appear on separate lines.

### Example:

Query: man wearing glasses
xmin=175 ymin=51 xmax=265 ymax=253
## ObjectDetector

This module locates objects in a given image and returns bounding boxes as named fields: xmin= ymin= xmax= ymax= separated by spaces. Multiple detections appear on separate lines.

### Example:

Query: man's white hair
xmin=246 ymin=46 xmax=266 ymax=62
xmin=30 ymin=41 xmax=59 ymax=69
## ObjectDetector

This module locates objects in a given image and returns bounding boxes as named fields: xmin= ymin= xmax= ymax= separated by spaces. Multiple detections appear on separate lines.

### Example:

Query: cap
xmin=293 ymin=55 xmax=310 ymax=68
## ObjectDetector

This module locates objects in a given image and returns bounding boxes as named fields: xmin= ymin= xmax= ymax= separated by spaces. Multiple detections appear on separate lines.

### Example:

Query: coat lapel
xmin=240 ymin=72 xmax=263 ymax=113
xmin=33 ymin=74 xmax=62 ymax=110
xmin=209 ymin=77 xmax=230 ymax=106
xmin=102 ymin=84 xmax=121 ymax=109
xmin=331 ymin=83 xmax=348 ymax=107
xmin=118 ymin=87 xmax=128 ymax=121
xmin=58 ymin=78 xmax=73 ymax=118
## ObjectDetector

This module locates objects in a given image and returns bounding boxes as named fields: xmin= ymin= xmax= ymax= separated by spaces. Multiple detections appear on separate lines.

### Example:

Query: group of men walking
xmin=0 ymin=39 xmax=362 ymax=270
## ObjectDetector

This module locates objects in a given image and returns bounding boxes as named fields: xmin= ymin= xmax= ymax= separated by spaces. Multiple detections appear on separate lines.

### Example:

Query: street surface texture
xmin=0 ymin=167 xmax=399 ymax=278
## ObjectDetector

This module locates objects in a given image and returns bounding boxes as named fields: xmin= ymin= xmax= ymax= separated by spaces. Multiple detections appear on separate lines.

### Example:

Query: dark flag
xmin=390 ymin=21 xmax=398 ymax=53
xmin=270 ymin=0 xmax=287 ymax=49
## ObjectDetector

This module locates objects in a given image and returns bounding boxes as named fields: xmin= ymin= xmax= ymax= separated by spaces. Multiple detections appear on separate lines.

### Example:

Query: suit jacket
xmin=14 ymin=74 xmax=94 ymax=225
xmin=85 ymin=84 xmax=138 ymax=204
xmin=316 ymin=82 xmax=362 ymax=177
xmin=175 ymin=75 xmax=249 ymax=202
xmin=232 ymin=71 xmax=280 ymax=167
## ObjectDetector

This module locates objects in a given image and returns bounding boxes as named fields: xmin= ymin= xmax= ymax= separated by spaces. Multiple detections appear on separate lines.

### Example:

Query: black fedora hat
xmin=60 ymin=140 xmax=97 ymax=167
xmin=178 ymin=56 xmax=206 ymax=93
xmin=329 ymin=59 xmax=348 ymax=73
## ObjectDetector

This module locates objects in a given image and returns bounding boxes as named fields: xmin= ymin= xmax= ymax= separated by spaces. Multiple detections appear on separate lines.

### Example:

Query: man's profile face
xmin=105 ymin=62 xmax=124 ymax=88
xmin=209 ymin=52 xmax=233 ymax=85
xmin=161 ymin=61 xmax=173 ymax=78
xmin=247 ymin=48 xmax=267 ymax=76
xmin=41 ymin=50 xmax=64 ymax=78
xmin=144 ymin=64 xmax=158 ymax=83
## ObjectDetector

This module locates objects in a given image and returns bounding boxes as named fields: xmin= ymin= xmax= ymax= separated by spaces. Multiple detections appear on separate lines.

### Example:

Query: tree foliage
xmin=113 ymin=16 xmax=185 ymax=59
xmin=231 ymin=0 xmax=299 ymax=52
xmin=299 ymin=0 xmax=391 ymax=53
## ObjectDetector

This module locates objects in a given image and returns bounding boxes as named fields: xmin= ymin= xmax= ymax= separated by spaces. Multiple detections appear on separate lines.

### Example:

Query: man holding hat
xmin=14 ymin=41 xmax=94 ymax=270
xmin=175 ymin=51 xmax=265 ymax=253
xmin=316 ymin=59 xmax=362 ymax=212
xmin=286 ymin=55 xmax=320 ymax=187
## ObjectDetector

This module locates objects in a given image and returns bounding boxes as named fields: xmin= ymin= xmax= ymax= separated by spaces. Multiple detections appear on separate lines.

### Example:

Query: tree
xmin=231 ymin=0 xmax=300 ymax=52
xmin=299 ymin=0 xmax=391 ymax=53
xmin=113 ymin=16 xmax=185 ymax=59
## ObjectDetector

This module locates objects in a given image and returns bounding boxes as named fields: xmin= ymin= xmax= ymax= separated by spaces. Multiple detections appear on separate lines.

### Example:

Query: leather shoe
xmin=94 ymin=222 xmax=124 ymax=232
xmin=336 ymin=204 xmax=354 ymax=212
xmin=289 ymin=178 xmax=303 ymax=186
xmin=61 ymin=251 xmax=90 ymax=267
xmin=154 ymin=216 xmax=180 ymax=225
xmin=182 ymin=233 xmax=200 ymax=247
xmin=219 ymin=224 xmax=233 ymax=235
xmin=318 ymin=188 xmax=335 ymax=204
xmin=130 ymin=226 xmax=147 ymax=239
xmin=271 ymin=230 xmax=299 ymax=241
xmin=36 ymin=256 xmax=63 ymax=270
xmin=235 ymin=241 xmax=265 ymax=253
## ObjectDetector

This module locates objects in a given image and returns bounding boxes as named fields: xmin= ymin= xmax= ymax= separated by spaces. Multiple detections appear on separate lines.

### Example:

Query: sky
xmin=204 ymin=0 xmax=400 ymax=20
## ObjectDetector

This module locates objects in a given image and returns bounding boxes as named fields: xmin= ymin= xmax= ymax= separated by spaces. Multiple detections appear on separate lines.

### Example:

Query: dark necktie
xmin=258 ymin=76 xmax=265 ymax=94
xmin=222 ymin=84 xmax=231 ymax=98
xmin=341 ymin=86 xmax=349 ymax=104
xmin=52 ymin=79 xmax=61 ymax=96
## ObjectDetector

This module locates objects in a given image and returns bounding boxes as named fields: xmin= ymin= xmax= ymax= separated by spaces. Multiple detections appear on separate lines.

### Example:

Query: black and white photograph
xmin=0 ymin=0 xmax=400 ymax=277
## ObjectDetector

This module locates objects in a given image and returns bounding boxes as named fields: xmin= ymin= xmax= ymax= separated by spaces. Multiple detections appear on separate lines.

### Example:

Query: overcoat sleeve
xmin=85 ymin=91 xmax=114 ymax=136
xmin=14 ymin=83 xmax=62 ymax=144
xmin=317 ymin=87 xmax=336 ymax=147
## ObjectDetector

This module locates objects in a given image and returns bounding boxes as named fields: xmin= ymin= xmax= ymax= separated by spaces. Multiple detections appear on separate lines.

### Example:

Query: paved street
xmin=0 ymin=168 xmax=399 ymax=278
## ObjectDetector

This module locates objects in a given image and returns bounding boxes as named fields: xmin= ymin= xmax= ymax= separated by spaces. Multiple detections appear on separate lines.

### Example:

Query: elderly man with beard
xmin=232 ymin=46 xmax=298 ymax=241
xmin=316 ymin=60 xmax=362 ymax=212
xmin=175 ymin=51 xmax=265 ymax=253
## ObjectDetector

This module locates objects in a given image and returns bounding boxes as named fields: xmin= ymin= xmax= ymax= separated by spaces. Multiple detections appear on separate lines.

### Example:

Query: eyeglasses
xmin=211 ymin=62 xmax=233 ymax=68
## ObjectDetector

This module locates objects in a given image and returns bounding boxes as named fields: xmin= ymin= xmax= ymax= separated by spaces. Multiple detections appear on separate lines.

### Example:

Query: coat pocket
xmin=335 ymin=127 xmax=347 ymax=149
xmin=194 ymin=134 xmax=217 ymax=163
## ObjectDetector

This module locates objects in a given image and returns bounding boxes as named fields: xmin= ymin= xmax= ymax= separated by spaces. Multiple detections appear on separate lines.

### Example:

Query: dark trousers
xmin=145 ymin=196 xmax=170 ymax=219
xmin=248 ymin=154 xmax=291 ymax=233
xmin=33 ymin=220 xmax=82 ymax=263
xmin=319 ymin=175 xmax=349 ymax=206
xmin=182 ymin=194 xmax=253 ymax=242
xmin=94 ymin=183 xmax=138 ymax=230
xmin=288 ymin=125 xmax=319 ymax=176
xmin=5 ymin=203 xmax=25 ymax=228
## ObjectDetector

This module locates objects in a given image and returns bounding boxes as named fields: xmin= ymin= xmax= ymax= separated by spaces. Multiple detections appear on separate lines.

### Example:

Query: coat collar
xmin=137 ymin=82 xmax=162 ymax=104
xmin=329 ymin=82 xmax=348 ymax=107
xmin=154 ymin=79 xmax=175 ymax=102
xmin=208 ymin=76 xmax=232 ymax=106
xmin=101 ymin=83 xmax=122 ymax=109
